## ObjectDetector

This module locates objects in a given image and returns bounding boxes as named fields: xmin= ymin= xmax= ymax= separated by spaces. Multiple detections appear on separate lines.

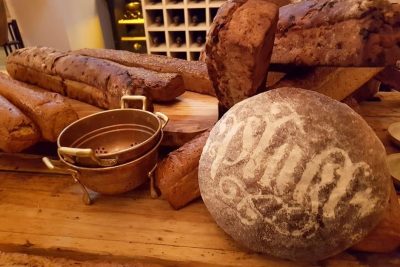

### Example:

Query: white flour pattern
xmin=206 ymin=102 xmax=378 ymax=238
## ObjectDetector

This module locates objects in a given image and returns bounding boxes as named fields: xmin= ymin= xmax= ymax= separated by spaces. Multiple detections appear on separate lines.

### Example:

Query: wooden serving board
xmin=66 ymin=91 xmax=218 ymax=147
xmin=0 ymin=92 xmax=399 ymax=266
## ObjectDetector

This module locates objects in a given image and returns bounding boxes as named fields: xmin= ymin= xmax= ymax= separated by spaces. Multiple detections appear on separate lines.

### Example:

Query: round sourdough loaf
xmin=198 ymin=87 xmax=391 ymax=261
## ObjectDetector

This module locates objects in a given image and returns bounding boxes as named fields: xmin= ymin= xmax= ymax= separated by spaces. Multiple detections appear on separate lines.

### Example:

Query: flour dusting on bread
xmin=199 ymin=87 xmax=391 ymax=261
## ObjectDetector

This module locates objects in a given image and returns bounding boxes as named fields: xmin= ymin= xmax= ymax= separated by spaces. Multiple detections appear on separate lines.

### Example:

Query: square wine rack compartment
xmin=141 ymin=0 xmax=224 ymax=60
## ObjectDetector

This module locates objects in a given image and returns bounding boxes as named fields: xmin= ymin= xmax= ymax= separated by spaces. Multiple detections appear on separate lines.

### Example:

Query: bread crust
xmin=72 ymin=48 xmax=214 ymax=97
xmin=199 ymin=87 xmax=391 ymax=261
xmin=205 ymin=0 xmax=278 ymax=109
xmin=271 ymin=0 xmax=400 ymax=66
xmin=0 ymin=94 xmax=40 ymax=152
xmin=0 ymin=73 xmax=78 ymax=142
xmin=6 ymin=47 xmax=185 ymax=108
xmin=156 ymin=130 xmax=210 ymax=209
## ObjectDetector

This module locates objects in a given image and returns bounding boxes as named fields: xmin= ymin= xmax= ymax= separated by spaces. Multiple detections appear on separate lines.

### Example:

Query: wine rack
xmin=113 ymin=0 xmax=224 ymax=60
xmin=142 ymin=0 xmax=224 ymax=60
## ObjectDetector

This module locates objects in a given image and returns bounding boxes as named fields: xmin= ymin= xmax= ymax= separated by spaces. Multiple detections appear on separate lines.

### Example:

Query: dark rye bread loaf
xmin=271 ymin=0 xmax=400 ymax=66
xmin=198 ymin=88 xmax=392 ymax=261
xmin=6 ymin=47 xmax=185 ymax=109
xmin=205 ymin=0 xmax=278 ymax=110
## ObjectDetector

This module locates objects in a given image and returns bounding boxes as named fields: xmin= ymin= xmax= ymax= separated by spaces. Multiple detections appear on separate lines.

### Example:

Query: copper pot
xmin=43 ymin=132 xmax=162 ymax=204
xmin=57 ymin=95 xmax=168 ymax=167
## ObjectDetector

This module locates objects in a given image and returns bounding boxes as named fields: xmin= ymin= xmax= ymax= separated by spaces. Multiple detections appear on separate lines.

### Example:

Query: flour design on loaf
xmin=199 ymin=87 xmax=391 ymax=261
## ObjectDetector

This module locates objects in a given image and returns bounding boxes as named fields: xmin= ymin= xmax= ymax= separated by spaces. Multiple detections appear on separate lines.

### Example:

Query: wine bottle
xmin=191 ymin=15 xmax=199 ymax=26
xmin=152 ymin=36 xmax=160 ymax=47
xmin=175 ymin=36 xmax=184 ymax=47
xmin=195 ymin=35 xmax=204 ymax=46
xmin=154 ymin=15 xmax=163 ymax=26
xmin=172 ymin=15 xmax=180 ymax=26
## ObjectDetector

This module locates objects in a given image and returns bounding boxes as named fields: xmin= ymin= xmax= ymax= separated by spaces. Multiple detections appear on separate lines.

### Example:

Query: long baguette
xmin=0 ymin=73 xmax=78 ymax=142
xmin=0 ymin=95 xmax=40 ymax=152
xmin=156 ymin=130 xmax=210 ymax=209
xmin=6 ymin=47 xmax=185 ymax=108
xmin=72 ymin=48 xmax=215 ymax=96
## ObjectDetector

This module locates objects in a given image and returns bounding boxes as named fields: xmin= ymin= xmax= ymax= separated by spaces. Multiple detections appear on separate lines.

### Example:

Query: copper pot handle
xmin=42 ymin=157 xmax=92 ymax=205
xmin=58 ymin=147 xmax=118 ymax=167
xmin=154 ymin=112 xmax=169 ymax=129
xmin=120 ymin=95 xmax=147 ymax=111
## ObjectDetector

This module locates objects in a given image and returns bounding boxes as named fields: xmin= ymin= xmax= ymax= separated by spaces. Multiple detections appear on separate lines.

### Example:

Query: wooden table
xmin=0 ymin=92 xmax=399 ymax=267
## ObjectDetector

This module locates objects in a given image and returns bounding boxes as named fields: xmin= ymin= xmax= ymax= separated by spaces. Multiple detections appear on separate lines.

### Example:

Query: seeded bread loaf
xmin=205 ymin=0 xmax=279 ymax=110
xmin=271 ymin=0 xmax=400 ymax=66
xmin=6 ymin=47 xmax=185 ymax=109
xmin=72 ymin=48 xmax=215 ymax=96
xmin=0 ymin=73 xmax=78 ymax=142
xmin=0 ymin=94 xmax=40 ymax=152
xmin=198 ymin=87 xmax=391 ymax=261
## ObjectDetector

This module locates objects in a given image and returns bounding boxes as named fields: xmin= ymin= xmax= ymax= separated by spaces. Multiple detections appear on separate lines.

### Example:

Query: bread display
xmin=156 ymin=130 xmax=210 ymax=209
xmin=72 ymin=48 xmax=215 ymax=96
xmin=0 ymin=73 xmax=78 ymax=142
xmin=6 ymin=47 xmax=185 ymax=109
xmin=198 ymin=87 xmax=392 ymax=261
xmin=205 ymin=0 xmax=279 ymax=110
xmin=0 ymin=95 xmax=40 ymax=152
xmin=271 ymin=0 xmax=400 ymax=66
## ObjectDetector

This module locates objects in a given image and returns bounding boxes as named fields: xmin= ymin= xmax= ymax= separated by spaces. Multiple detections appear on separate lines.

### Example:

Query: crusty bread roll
xmin=205 ymin=0 xmax=278 ymax=110
xmin=0 ymin=95 xmax=40 ymax=152
xmin=198 ymin=87 xmax=392 ymax=261
xmin=156 ymin=130 xmax=210 ymax=210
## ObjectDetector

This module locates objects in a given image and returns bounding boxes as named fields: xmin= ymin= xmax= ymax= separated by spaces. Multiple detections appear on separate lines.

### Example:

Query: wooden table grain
xmin=0 ymin=92 xmax=399 ymax=267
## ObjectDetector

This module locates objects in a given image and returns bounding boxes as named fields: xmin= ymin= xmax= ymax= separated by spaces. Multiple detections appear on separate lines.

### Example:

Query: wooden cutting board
xmin=66 ymin=91 xmax=218 ymax=147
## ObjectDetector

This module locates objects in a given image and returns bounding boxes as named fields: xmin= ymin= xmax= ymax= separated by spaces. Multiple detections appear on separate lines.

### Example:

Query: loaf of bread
xmin=72 ymin=48 xmax=215 ymax=96
xmin=0 ymin=73 xmax=78 ymax=142
xmin=271 ymin=0 xmax=400 ymax=66
xmin=272 ymin=67 xmax=383 ymax=101
xmin=156 ymin=130 xmax=210 ymax=210
xmin=205 ymin=0 xmax=279 ymax=110
xmin=0 ymin=95 xmax=40 ymax=152
xmin=198 ymin=87 xmax=392 ymax=261
xmin=6 ymin=47 xmax=185 ymax=108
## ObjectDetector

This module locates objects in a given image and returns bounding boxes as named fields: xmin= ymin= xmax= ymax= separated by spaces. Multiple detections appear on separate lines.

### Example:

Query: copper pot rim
xmin=58 ymin=108 xmax=163 ymax=150
xmin=58 ymin=131 xmax=163 ymax=171
xmin=56 ymin=95 xmax=168 ymax=167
